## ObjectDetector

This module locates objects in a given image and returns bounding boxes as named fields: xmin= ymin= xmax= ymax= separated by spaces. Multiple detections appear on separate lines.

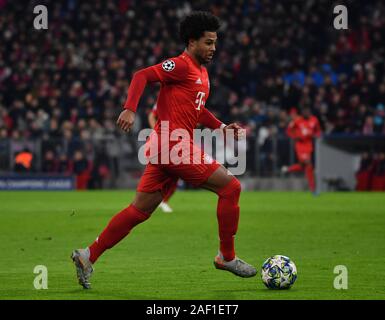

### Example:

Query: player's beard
xmin=194 ymin=48 xmax=214 ymax=65
xmin=195 ymin=54 xmax=206 ymax=65
xmin=199 ymin=53 xmax=213 ymax=65
xmin=206 ymin=54 xmax=214 ymax=63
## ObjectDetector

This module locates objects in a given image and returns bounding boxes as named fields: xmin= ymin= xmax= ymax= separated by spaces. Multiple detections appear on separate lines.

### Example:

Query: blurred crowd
xmin=1 ymin=0 xmax=385 ymax=183
xmin=13 ymin=147 xmax=111 ymax=189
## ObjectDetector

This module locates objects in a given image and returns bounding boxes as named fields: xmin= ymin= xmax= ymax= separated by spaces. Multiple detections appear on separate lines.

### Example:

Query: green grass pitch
xmin=0 ymin=190 xmax=384 ymax=300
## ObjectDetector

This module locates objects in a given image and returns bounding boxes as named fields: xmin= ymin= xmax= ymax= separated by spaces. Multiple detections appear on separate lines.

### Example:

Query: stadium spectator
xmin=371 ymin=152 xmax=385 ymax=191
xmin=355 ymin=152 xmax=374 ymax=191
xmin=57 ymin=153 xmax=72 ymax=175
xmin=14 ymin=148 xmax=34 ymax=173
xmin=356 ymin=152 xmax=385 ymax=191
xmin=41 ymin=150 xmax=58 ymax=173
xmin=88 ymin=150 xmax=111 ymax=189
xmin=70 ymin=150 xmax=92 ymax=190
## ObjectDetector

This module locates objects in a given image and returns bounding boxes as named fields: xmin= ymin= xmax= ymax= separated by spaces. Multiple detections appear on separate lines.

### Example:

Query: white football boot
xmin=214 ymin=252 xmax=257 ymax=278
xmin=159 ymin=201 xmax=173 ymax=213
xmin=71 ymin=248 xmax=94 ymax=289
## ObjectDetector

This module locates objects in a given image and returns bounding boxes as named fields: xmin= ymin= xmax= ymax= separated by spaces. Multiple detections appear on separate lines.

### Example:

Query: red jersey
xmin=124 ymin=51 xmax=222 ymax=138
xmin=124 ymin=54 xmax=223 ymax=198
xmin=286 ymin=115 xmax=321 ymax=152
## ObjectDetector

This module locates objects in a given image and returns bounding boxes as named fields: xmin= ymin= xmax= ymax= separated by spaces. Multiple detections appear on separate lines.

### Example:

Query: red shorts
xmin=137 ymin=158 xmax=221 ymax=197
xmin=296 ymin=150 xmax=312 ymax=162
xmin=295 ymin=143 xmax=312 ymax=163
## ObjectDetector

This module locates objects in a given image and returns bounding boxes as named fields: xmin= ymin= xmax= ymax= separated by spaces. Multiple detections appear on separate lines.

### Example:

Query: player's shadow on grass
xmin=211 ymin=287 xmax=258 ymax=293
xmin=64 ymin=289 xmax=160 ymax=300
xmin=211 ymin=287 xmax=298 ymax=296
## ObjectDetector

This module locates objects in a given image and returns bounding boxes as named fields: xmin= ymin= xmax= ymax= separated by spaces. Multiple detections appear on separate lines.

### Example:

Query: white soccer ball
xmin=261 ymin=255 xmax=297 ymax=289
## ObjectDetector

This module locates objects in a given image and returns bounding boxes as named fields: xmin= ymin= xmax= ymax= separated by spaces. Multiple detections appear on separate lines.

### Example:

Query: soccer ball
xmin=261 ymin=255 xmax=297 ymax=289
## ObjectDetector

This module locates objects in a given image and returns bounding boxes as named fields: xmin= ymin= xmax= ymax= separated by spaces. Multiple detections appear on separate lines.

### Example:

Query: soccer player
xmin=148 ymin=103 xmax=177 ymax=213
xmin=71 ymin=11 xmax=256 ymax=289
xmin=281 ymin=107 xmax=321 ymax=193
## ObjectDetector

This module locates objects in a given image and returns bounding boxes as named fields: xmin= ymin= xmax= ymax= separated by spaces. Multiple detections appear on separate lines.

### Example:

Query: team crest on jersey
xmin=162 ymin=60 xmax=175 ymax=72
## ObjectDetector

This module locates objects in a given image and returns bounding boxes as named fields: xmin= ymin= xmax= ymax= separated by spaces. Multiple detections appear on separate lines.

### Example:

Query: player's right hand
xmin=224 ymin=123 xmax=245 ymax=140
xmin=117 ymin=109 xmax=135 ymax=132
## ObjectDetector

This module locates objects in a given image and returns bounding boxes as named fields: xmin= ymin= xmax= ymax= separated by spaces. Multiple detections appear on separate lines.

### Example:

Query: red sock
xmin=88 ymin=204 xmax=150 ymax=263
xmin=163 ymin=181 xmax=177 ymax=202
xmin=216 ymin=178 xmax=241 ymax=261
xmin=305 ymin=164 xmax=315 ymax=192
xmin=288 ymin=163 xmax=303 ymax=173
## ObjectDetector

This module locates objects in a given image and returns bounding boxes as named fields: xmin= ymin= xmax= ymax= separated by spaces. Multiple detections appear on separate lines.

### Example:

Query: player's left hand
xmin=223 ymin=123 xmax=245 ymax=140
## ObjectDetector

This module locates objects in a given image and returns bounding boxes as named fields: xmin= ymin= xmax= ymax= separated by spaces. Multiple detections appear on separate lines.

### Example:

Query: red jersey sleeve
xmin=198 ymin=108 xmax=223 ymax=129
xmin=123 ymin=57 xmax=189 ymax=112
xmin=152 ymin=57 xmax=189 ymax=84
xmin=123 ymin=67 xmax=159 ymax=112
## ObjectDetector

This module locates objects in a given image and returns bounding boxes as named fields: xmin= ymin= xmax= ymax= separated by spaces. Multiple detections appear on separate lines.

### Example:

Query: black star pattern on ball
xmin=162 ymin=60 xmax=175 ymax=72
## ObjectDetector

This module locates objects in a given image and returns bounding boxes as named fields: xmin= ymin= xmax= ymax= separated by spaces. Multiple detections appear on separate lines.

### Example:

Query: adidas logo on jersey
xmin=195 ymin=78 xmax=202 ymax=84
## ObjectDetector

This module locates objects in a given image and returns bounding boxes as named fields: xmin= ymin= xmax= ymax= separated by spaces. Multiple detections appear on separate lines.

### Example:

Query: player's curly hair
xmin=179 ymin=11 xmax=221 ymax=47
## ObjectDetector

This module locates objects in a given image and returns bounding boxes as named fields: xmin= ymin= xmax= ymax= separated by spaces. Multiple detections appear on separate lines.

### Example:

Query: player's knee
xmin=217 ymin=177 xmax=241 ymax=203
xmin=133 ymin=202 xmax=156 ymax=214
xmin=132 ymin=192 xmax=162 ymax=214
xmin=232 ymin=178 xmax=242 ymax=195
xmin=133 ymin=200 xmax=161 ymax=214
